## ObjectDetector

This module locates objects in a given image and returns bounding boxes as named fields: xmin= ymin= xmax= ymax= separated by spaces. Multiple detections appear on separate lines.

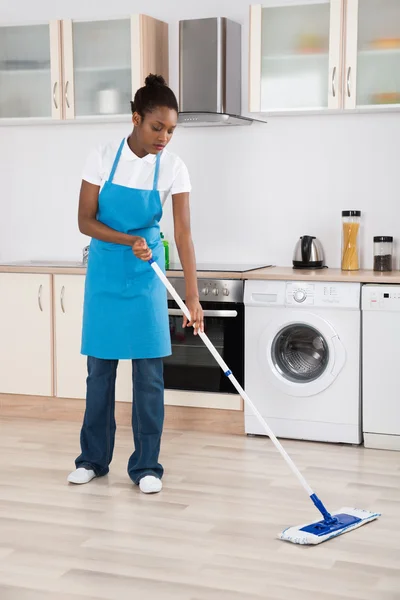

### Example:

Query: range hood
xmin=178 ymin=17 xmax=255 ymax=127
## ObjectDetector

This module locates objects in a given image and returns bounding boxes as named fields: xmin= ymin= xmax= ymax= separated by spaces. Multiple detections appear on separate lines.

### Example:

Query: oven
xmin=163 ymin=277 xmax=244 ymax=407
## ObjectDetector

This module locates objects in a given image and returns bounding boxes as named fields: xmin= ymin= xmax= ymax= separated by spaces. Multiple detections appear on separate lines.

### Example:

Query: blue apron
xmin=81 ymin=139 xmax=171 ymax=360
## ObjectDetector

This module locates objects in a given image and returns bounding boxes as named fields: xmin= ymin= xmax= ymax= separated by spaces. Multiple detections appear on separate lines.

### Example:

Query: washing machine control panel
xmin=286 ymin=283 xmax=315 ymax=305
xmin=286 ymin=282 xmax=360 ymax=308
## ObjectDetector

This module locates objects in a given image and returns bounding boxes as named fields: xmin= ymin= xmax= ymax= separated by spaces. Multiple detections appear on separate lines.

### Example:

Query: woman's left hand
xmin=183 ymin=296 xmax=204 ymax=335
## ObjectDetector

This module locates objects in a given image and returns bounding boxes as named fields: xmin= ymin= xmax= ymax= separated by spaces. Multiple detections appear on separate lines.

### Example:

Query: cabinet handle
xmin=331 ymin=66 xmax=336 ymax=98
xmin=347 ymin=67 xmax=352 ymax=98
xmin=53 ymin=81 xmax=58 ymax=109
xmin=61 ymin=286 xmax=65 ymax=313
xmin=38 ymin=285 xmax=43 ymax=312
xmin=65 ymin=81 xmax=70 ymax=108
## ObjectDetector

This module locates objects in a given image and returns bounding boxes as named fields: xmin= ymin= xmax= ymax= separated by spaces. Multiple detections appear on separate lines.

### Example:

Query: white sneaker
xmin=67 ymin=468 xmax=96 ymax=485
xmin=139 ymin=475 xmax=162 ymax=494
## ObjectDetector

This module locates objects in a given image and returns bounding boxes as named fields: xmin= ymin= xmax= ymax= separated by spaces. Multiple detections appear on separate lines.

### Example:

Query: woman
xmin=68 ymin=74 xmax=203 ymax=494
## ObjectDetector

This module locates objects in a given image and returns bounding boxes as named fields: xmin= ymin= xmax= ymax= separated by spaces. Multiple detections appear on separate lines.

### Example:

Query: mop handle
xmin=150 ymin=260 xmax=315 ymax=499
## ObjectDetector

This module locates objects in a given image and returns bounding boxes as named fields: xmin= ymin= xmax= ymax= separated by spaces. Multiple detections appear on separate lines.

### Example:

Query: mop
xmin=149 ymin=260 xmax=380 ymax=545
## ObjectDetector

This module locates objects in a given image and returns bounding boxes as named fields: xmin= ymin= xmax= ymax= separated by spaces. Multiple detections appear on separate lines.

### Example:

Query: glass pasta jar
xmin=341 ymin=210 xmax=361 ymax=271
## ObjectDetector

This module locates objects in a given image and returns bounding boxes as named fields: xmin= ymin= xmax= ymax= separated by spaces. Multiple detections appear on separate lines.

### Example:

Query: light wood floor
xmin=0 ymin=394 xmax=245 ymax=436
xmin=0 ymin=417 xmax=399 ymax=600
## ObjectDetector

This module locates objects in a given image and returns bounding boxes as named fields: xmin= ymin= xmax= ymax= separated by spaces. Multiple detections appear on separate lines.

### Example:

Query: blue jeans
xmin=75 ymin=356 xmax=164 ymax=483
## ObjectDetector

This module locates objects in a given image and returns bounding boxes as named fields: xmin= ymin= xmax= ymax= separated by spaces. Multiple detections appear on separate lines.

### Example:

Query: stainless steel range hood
xmin=178 ymin=17 xmax=256 ymax=127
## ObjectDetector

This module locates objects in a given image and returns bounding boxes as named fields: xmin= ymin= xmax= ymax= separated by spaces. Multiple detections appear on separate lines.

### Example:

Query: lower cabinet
xmin=53 ymin=274 xmax=132 ymax=401
xmin=0 ymin=273 xmax=52 ymax=396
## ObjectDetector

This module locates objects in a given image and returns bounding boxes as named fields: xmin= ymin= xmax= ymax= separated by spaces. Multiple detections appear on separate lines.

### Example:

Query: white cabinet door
xmin=54 ymin=274 xmax=132 ymax=401
xmin=54 ymin=275 xmax=87 ymax=399
xmin=249 ymin=1 xmax=343 ymax=112
xmin=62 ymin=17 xmax=132 ymax=119
xmin=0 ymin=273 xmax=52 ymax=395
xmin=0 ymin=21 xmax=62 ymax=120
xmin=344 ymin=0 xmax=400 ymax=109
xmin=61 ymin=15 xmax=168 ymax=120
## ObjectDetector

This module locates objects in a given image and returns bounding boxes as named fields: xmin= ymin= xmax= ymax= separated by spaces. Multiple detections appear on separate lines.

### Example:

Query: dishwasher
xmin=362 ymin=285 xmax=400 ymax=450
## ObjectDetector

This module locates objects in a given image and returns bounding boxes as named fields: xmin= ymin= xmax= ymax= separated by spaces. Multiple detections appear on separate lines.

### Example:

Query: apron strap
xmin=108 ymin=139 xmax=125 ymax=183
xmin=153 ymin=151 xmax=162 ymax=191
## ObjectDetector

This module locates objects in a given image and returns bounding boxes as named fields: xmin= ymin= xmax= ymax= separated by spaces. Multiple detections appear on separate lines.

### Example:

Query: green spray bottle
xmin=160 ymin=232 xmax=169 ymax=270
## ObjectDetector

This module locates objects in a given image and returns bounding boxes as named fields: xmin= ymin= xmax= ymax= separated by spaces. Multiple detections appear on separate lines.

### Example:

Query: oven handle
xmin=168 ymin=308 xmax=238 ymax=318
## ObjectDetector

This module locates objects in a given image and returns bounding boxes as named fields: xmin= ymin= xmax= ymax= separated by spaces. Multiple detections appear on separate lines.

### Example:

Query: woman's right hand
xmin=132 ymin=237 xmax=152 ymax=262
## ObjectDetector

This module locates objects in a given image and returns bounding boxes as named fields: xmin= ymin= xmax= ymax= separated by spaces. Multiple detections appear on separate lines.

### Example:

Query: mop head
xmin=279 ymin=507 xmax=380 ymax=545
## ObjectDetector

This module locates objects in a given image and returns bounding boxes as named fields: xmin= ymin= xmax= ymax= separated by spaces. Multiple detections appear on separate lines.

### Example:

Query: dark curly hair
xmin=130 ymin=74 xmax=179 ymax=117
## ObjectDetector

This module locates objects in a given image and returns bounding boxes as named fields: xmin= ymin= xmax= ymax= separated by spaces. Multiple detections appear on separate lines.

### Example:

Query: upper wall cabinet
xmin=249 ymin=0 xmax=400 ymax=114
xmin=344 ymin=0 xmax=400 ymax=109
xmin=249 ymin=1 xmax=342 ymax=112
xmin=0 ymin=22 xmax=61 ymax=119
xmin=62 ymin=16 xmax=168 ymax=119
xmin=0 ymin=15 xmax=168 ymax=122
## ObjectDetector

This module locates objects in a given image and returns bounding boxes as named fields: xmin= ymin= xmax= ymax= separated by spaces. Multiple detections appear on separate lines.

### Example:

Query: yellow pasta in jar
xmin=342 ymin=222 xmax=360 ymax=270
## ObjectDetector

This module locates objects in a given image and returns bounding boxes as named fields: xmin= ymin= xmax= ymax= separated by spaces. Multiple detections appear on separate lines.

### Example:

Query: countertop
xmin=0 ymin=261 xmax=244 ymax=279
xmin=1 ymin=262 xmax=400 ymax=284
xmin=244 ymin=266 xmax=400 ymax=284
xmin=0 ymin=261 xmax=87 ymax=275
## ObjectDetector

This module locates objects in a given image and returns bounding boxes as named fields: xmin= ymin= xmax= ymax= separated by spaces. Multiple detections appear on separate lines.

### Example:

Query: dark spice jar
xmin=373 ymin=236 xmax=393 ymax=272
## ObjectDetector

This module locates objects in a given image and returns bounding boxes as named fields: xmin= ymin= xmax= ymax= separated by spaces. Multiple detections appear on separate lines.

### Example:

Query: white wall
xmin=0 ymin=0 xmax=399 ymax=269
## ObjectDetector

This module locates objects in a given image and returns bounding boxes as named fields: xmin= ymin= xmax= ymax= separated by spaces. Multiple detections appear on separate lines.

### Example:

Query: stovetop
xmin=168 ymin=262 xmax=272 ymax=273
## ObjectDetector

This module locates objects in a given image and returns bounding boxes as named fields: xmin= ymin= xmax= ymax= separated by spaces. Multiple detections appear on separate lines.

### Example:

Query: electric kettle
xmin=293 ymin=236 xmax=325 ymax=269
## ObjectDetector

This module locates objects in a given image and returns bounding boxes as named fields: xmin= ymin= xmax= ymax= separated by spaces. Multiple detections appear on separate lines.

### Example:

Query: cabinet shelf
xmin=262 ymin=53 xmax=328 ymax=62
xmin=0 ymin=69 xmax=50 ymax=75
xmin=359 ymin=48 xmax=400 ymax=57
xmin=74 ymin=65 xmax=131 ymax=73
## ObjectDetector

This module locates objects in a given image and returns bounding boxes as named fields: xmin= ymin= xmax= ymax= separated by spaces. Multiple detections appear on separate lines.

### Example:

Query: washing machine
xmin=362 ymin=285 xmax=400 ymax=451
xmin=244 ymin=280 xmax=362 ymax=444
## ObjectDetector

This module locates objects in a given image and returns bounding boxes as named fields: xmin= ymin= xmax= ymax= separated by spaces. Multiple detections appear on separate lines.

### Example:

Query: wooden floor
xmin=0 ymin=394 xmax=245 ymax=436
xmin=0 ymin=417 xmax=399 ymax=600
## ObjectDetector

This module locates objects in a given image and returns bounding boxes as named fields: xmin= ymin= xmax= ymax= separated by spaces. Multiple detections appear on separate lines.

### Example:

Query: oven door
xmin=164 ymin=300 xmax=244 ymax=395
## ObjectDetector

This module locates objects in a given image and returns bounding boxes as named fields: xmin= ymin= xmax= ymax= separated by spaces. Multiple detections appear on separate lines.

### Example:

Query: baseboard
xmin=364 ymin=433 xmax=400 ymax=451
xmin=245 ymin=414 xmax=362 ymax=444
xmin=0 ymin=394 xmax=244 ymax=435
xmin=164 ymin=389 xmax=242 ymax=410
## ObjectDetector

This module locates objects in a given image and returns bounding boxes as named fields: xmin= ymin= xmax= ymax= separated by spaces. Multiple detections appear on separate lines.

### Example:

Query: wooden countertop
xmin=1 ymin=263 xmax=400 ymax=284
xmin=0 ymin=262 xmax=87 ymax=275
xmin=0 ymin=263 xmax=244 ymax=279
xmin=244 ymin=266 xmax=400 ymax=284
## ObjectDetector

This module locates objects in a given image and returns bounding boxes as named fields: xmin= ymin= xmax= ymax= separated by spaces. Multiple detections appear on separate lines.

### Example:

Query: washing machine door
xmin=260 ymin=311 xmax=346 ymax=397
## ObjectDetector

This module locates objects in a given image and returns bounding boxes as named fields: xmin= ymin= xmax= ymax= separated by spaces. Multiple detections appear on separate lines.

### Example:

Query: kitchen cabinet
xmin=0 ymin=15 xmax=168 ymax=122
xmin=0 ymin=22 xmax=61 ymax=119
xmin=62 ymin=15 xmax=168 ymax=119
xmin=52 ymin=274 xmax=206 ymax=406
xmin=53 ymin=275 xmax=87 ymax=399
xmin=249 ymin=1 xmax=342 ymax=112
xmin=1 ymin=270 xmax=224 ymax=409
xmin=249 ymin=0 xmax=400 ymax=113
xmin=344 ymin=0 xmax=400 ymax=109
xmin=53 ymin=274 xmax=132 ymax=401
xmin=0 ymin=273 xmax=52 ymax=395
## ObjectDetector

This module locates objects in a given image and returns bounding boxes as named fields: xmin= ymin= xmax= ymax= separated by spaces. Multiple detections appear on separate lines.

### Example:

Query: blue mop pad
xmin=280 ymin=506 xmax=381 ymax=545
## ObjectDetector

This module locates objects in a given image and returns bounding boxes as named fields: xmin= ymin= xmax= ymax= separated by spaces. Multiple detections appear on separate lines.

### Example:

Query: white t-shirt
xmin=82 ymin=137 xmax=191 ymax=206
